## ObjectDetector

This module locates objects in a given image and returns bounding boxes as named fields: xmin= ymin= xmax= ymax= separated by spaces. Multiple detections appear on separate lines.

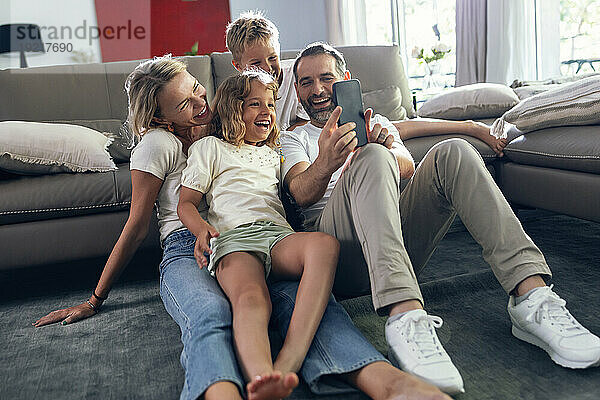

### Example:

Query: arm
xmin=365 ymin=109 xmax=415 ymax=180
xmin=284 ymin=107 xmax=357 ymax=207
xmin=177 ymin=186 xmax=219 ymax=268
xmin=33 ymin=170 xmax=163 ymax=327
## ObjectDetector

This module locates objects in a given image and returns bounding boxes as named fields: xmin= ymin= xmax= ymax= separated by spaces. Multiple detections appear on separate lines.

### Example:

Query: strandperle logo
xmin=16 ymin=20 xmax=147 ymax=46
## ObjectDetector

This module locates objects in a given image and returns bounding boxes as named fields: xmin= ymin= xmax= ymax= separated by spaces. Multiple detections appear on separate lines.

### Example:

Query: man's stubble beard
xmin=300 ymin=97 xmax=336 ymax=126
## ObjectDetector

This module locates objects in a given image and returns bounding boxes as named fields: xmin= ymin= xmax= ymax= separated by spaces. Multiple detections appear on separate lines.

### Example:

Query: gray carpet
xmin=1 ymin=210 xmax=599 ymax=399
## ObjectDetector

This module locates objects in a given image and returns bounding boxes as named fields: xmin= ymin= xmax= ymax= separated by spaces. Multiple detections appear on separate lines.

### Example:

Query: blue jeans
xmin=159 ymin=229 xmax=386 ymax=400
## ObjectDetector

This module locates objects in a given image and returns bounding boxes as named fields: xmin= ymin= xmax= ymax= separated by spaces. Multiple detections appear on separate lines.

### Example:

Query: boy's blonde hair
xmin=124 ymin=54 xmax=187 ymax=140
xmin=226 ymin=11 xmax=280 ymax=62
xmin=208 ymin=69 xmax=279 ymax=148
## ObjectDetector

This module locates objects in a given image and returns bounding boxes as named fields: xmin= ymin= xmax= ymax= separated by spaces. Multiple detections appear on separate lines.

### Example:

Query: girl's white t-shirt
xmin=181 ymin=136 xmax=290 ymax=234
xmin=129 ymin=128 xmax=208 ymax=243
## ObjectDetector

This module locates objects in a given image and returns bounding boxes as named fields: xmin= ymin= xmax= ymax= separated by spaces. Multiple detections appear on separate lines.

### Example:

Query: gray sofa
xmin=1 ymin=45 xmax=598 ymax=274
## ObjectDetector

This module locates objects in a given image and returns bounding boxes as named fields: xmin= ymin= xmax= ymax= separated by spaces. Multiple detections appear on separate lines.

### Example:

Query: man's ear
xmin=343 ymin=71 xmax=351 ymax=81
xmin=231 ymin=60 xmax=242 ymax=72
xmin=294 ymin=81 xmax=301 ymax=101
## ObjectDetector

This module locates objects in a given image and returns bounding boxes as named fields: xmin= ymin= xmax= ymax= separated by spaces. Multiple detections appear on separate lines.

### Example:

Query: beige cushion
xmin=362 ymin=86 xmax=407 ymax=121
xmin=418 ymin=83 xmax=519 ymax=120
xmin=502 ymin=75 xmax=600 ymax=132
xmin=0 ymin=121 xmax=116 ymax=174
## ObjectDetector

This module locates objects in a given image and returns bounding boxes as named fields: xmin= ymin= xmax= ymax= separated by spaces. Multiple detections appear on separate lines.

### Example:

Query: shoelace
xmin=397 ymin=312 xmax=445 ymax=360
xmin=523 ymin=285 xmax=584 ymax=335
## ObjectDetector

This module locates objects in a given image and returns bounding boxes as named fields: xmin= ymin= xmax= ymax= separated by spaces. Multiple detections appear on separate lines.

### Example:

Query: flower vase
xmin=423 ymin=60 xmax=443 ymax=90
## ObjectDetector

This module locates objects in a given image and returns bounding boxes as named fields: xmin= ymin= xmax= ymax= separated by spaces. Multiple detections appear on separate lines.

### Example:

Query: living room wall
xmin=228 ymin=0 xmax=329 ymax=51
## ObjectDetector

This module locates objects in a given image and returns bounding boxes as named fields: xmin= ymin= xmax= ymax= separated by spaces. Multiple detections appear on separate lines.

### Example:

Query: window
xmin=559 ymin=0 xmax=600 ymax=75
xmin=365 ymin=0 xmax=456 ymax=92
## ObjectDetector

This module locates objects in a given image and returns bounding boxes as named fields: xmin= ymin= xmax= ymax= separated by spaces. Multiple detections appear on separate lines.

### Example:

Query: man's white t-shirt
xmin=276 ymin=59 xmax=309 ymax=131
xmin=181 ymin=136 xmax=290 ymax=234
xmin=129 ymin=128 xmax=208 ymax=243
xmin=280 ymin=114 xmax=401 ymax=229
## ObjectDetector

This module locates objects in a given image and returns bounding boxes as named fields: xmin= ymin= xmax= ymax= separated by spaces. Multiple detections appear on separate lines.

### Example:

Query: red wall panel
xmin=95 ymin=0 xmax=230 ymax=62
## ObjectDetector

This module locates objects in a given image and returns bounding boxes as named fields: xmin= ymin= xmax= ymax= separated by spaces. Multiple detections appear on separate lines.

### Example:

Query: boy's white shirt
xmin=276 ymin=59 xmax=309 ymax=131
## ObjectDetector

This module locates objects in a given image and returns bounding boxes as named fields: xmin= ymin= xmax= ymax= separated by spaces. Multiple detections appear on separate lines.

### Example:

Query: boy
xmin=226 ymin=11 xmax=309 ymax=131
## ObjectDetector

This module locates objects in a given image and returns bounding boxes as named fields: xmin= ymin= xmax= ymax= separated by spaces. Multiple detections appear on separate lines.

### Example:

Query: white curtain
xmin=455 ymin=0 xmax=487 ymax=86
xmin=486 ymin=0 xmax=537 ymax=84
xmin=325 ymin=0 xmax=368 ymax=46
xmin=456 ymin=0 xmax=560 ymax=85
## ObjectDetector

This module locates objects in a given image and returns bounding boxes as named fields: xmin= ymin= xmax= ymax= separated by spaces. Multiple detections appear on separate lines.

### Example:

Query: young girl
xmin=177 ymin=70 xmax=340 ymax=400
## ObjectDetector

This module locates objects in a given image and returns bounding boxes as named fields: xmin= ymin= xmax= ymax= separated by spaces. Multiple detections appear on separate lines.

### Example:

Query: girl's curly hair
xmin=207 ymin=69 xmax=280 ymax=148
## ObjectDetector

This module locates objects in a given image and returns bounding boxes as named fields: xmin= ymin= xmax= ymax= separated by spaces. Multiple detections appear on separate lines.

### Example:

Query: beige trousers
xmin=314 ymin=140 xmax=551 ymax=314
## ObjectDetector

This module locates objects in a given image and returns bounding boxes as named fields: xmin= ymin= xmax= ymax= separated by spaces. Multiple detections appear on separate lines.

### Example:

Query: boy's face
xmin=235 ymin=40 xmax=282 ymax=82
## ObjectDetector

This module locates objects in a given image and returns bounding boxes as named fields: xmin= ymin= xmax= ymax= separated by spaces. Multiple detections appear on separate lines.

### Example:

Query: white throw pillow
xmin=417 ymin=83 xmax=520 ymax=120
xmin=0 ymin=121 xmax=117 ymax=175
xmin=502 ymin=75 xmax=600 ymax=132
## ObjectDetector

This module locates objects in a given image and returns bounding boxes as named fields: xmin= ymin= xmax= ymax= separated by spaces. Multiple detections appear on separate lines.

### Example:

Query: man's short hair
xmin=226 ymin=11 xmax=280 ymax=62
xmin=293 ymin=42 xmax=347 ymax=82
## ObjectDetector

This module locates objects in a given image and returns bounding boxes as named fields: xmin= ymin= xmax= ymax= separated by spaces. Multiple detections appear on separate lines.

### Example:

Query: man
xmin=281 ymin=42 xmax=600 ymax=394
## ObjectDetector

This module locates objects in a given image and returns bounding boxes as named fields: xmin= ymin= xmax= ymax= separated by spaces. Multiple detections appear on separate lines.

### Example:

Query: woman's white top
xmin=129 ymin=128 xmax=208 ymax=243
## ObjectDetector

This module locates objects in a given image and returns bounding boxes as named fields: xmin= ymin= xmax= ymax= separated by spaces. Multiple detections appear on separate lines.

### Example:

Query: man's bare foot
xmin=466 ymin=120 xmax=508 ymax=157
xmin=246 ymin=371 xmax=299 ymax=400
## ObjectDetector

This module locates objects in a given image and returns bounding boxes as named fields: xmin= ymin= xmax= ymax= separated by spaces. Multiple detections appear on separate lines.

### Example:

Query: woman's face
xmin=156 ymin=71 xmax=212 ymax=129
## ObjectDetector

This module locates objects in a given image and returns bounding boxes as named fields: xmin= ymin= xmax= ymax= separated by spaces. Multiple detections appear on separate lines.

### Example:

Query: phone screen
xmin=332 ymin=79 xmax=368 ymax=147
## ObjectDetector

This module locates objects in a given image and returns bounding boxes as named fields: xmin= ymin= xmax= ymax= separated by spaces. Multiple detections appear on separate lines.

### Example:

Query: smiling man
xmin=280 ymin=42 xmax=600 ymax=394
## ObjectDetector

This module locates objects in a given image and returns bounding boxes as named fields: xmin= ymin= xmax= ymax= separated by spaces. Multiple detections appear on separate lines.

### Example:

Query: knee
xmin=430 ymin=138 xmax=483 ymax=168
xmin=314 ymin=232 xmax=340 ymax=253
xmin=356 ymin=143 xmax=397 ymax=169
xmin=232 ymin=284 xmax=272 ymax=315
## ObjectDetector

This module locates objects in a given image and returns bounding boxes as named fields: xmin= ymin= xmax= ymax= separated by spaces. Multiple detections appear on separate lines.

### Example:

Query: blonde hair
xmin=124 ymin=54 xmax=187 ymax=140
xmin=226 ymin=11 xmax=280 ymax=62
xmin=208 ymin=69 xmax=279 ymax=148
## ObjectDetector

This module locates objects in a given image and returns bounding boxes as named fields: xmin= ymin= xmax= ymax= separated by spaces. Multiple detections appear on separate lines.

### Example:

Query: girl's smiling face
xmin=242 ymin=80 xmax=276 ymax=145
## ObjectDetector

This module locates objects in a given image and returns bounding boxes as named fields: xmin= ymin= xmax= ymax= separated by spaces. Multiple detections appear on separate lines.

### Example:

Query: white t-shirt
xmin=276 ymin=59 xmax=309 ymax=131
xmin=280 ymin=114 xmax=401 ymax=229
xmin=129 ymin=128 xmax=208 ymax=243
xmin=181 ymin=136 xmax=290 ymax=234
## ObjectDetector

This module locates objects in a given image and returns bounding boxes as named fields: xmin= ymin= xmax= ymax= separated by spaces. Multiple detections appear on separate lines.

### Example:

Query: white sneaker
xmin=508 ymin=285 xmax=600 ymax=369
xmin=385 ymin=309 xmax=464 ymax=394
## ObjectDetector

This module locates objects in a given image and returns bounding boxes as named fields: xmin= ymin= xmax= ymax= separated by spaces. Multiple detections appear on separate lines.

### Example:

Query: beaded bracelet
xmin=86 ymin=300 xmax=99 ymax=312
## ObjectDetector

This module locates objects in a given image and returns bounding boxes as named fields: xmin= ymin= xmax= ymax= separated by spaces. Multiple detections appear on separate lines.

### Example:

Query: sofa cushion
xmin=0 ymin=164 xmax=132 ymax=225
xmin=362 ymin=86 xmax=407 ymax=121
xmin=418 ymin=83 xmax=519 ymax=120
xmin=404 ymin=134 xmax=497 ymax=165
xmin=0 ymin=121 xmax=117 ymax=175
xmin=504 ymin=125 xmax=600 ymax=174
xmin=503 ymin=75 xmax=600 ymax=132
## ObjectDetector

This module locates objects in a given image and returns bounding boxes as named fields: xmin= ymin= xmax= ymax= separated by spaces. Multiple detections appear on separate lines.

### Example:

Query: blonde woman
xmin=34 ymin=56 xmax=449 ymax=400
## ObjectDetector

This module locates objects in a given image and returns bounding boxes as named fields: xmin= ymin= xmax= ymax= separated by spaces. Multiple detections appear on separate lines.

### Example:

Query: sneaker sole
xmin=387 ymin=349 xmax=465 ymax=394
xmin=512 ymin=325 xmax=600 ymax=369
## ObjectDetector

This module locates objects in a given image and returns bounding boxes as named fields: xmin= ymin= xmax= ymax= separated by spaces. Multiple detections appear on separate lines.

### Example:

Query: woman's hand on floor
xmin=32 ymin=302 xmax=97 ymax=327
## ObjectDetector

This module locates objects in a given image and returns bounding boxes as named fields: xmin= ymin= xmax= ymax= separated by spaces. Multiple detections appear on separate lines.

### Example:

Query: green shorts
xmin=208 ymin=221 xmax=294 ymax=277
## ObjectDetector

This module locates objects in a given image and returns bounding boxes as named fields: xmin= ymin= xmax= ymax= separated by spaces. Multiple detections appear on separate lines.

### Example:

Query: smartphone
xmin=332 ymin=79 xmax=368 ymax=147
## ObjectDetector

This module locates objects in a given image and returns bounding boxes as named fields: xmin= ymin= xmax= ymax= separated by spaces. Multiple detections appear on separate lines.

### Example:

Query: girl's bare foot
xmin=466 ymin=120 xmax=508 ymax=157
xmin=246 ymin=371 xmax=299 ymax=400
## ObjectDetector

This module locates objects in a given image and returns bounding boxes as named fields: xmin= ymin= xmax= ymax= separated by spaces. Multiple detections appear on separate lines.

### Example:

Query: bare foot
xmin=466 ymin=120 xmax=508 ymax=157
xmin=246 ymin=371 xmax=299 ymax=400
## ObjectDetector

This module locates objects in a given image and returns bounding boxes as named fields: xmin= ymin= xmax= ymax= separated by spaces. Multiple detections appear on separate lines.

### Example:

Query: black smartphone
xmin=332 ymin=79 xmax=368 ymax=147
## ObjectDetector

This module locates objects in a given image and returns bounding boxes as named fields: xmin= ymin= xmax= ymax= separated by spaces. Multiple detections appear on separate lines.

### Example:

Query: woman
xmin=34 ymin=55 xmax=449 ymax=400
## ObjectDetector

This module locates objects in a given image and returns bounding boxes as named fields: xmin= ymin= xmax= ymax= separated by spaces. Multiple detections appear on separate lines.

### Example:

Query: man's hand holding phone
xmin=314 ymin=106 xmax=358 ymax=176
